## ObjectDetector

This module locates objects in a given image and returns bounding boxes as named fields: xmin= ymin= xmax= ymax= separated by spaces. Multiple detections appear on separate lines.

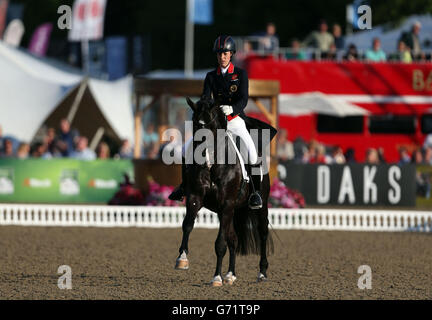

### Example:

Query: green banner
xmin=0 ymin=159 xmax=134 ymax=204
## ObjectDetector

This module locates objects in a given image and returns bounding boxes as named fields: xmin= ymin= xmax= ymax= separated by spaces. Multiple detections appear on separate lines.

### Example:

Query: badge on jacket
xmin=230 ymin=84 xmax=238 ymax=93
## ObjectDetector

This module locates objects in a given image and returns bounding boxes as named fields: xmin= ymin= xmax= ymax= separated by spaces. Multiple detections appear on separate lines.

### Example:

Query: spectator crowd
xmin=235 ymin=20 xmax=431 ymax=64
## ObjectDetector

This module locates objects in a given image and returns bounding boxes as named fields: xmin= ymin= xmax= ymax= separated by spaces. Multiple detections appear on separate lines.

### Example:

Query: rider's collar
xmin=217 ymin=63 xmax=234 ymax=75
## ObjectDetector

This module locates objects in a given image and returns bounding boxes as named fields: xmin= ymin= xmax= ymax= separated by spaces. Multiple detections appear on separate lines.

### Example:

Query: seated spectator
xmin=424 ymin=147 xmax=432 ymax=166
xmin=31 ymin=142 xmax=52 ymax=159
xmin=365 ymin=38 xmax=387 ymax=62
xmin=343 ymin=43 xmax=359 ymax=61
xmin=285 ymin=39 xmax=307 ymax=61
xmin=16 ymin=143 xmax=30 ymax=159
xmin=411 ymin=149 xmax=424 ymax=164
xmin=0 ymin=138 xmax=14 ymax=158
xmin=389 ymin=40 xmax=412 ymax=63
xmin=233 ymin=40 xmax=256 ymax=68
xmin=365 ymin=148 xmax=379 ymax=164
xmin=423 ymin=133 xmax=432 ymax=149
xmin=143 ymin=123 xmax=159 ymax=159
xmin=117 ymin=139 xmax=133 ymax=159
xmin=96 ymin=142 xmax=110 ymax=159
xmin=57 ymin=119 xmax=79 ymax=157
xmin=293 ymin=136 xmax=307 ymax=163
xmin=344 ymin=148 xmax=356 ymax=163
xmin=321 ymin=43 xmax=338 ymax=61
xmin=0 ymin=125 xmax=4 ymax=153
xmin=332 ymin=23 xmax=344 ymax=50
xmin=377 ymin=147 xmax=386 ymax=163
xmin=70 ymin=136 xmax=96 ymax=160
xmin=303 ymin=19 xmax=335 ymax=56
xmin=398 ymin=147 xmax=411 ymax=165
xmin=276 ymin=129 xmax=294 ymax=161
xmin=330 ymin=146 xmax=346 ymax=164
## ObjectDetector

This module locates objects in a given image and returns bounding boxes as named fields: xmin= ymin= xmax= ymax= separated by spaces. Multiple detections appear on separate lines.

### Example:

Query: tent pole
xmin=67 ymin=78 xmax=88 ymax=125
xmin=89 ymin=127 xmax=105 ymax=151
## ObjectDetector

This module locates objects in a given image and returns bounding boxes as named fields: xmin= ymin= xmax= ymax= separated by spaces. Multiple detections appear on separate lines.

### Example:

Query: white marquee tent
xmin=0 ymin=40 xmax=134 ymax=145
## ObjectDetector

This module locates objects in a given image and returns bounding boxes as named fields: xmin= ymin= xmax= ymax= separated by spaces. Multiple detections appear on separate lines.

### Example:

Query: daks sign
xmin=278 ymin=163 xmax=416 ymax=206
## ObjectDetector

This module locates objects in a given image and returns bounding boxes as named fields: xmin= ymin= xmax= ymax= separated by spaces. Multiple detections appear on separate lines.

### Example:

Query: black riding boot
xmin=248 ymin=164 xmax=263 ymax=210
xmin=169 ymin=161 xmax=187 ymax=201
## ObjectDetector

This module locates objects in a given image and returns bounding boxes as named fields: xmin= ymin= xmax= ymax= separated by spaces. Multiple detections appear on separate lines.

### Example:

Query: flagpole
xmin=184 ymin=0 xmax=194 ymax=78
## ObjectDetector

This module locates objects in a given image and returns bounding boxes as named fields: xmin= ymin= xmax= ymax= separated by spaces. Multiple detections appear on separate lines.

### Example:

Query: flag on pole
xmin=68 ymin=0 xmax=107 ymax=41
xmin=0 ymin=0 xmax=8 ymax=39
xmin=193 ymin=0 xmax=213 ymax=25
xmin=28 ymin=23 xmax=53 ymax=56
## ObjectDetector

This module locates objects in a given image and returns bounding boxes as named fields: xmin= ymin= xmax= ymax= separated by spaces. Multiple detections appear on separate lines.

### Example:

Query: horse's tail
xmin=233 ymin=207 xmax=274 ymax=256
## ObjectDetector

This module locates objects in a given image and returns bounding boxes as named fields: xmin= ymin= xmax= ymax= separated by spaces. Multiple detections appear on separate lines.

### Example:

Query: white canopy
xmin=0 ymin=40 xmax=134 ymax=144
xmin=279 ymin=92 xmax=370 ymax=117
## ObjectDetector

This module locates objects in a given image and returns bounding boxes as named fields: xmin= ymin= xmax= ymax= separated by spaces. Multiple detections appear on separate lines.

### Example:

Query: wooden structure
xmin=133 ymin=77 xmax=280 ymax=190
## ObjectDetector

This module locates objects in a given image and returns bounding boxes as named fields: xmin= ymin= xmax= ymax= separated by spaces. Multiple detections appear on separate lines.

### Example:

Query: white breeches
xmin=182 ymin=116 xmax=258 ymax=165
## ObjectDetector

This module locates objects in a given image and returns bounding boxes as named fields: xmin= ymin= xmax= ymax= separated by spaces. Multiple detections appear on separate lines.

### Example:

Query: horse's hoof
xmin=175 ymin=259 xmax=189 ymax=270
xmin=257 ymin=273 xmax=267 ymax=282
xmin=211 ymin=275 xmax=223 ymax=287
xmin=223 ymin=272 xmax=237 ymax=285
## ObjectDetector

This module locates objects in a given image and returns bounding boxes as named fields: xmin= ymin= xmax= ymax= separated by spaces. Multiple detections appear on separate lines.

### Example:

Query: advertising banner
xmin=68 ymin=0 xmax=107 ymax=41
xmin=0 ymin=159 xmax=133 ymax=204
xmin=278 ymin=163 xmax=416 ymax=206
xmin=28 ymin=23 xmax=53 ymax=56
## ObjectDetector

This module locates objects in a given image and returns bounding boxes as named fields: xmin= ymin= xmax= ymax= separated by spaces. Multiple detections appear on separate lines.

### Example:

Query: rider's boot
xmin=248 ymin=164 xmax=263 ymax=210
xmin=169 ymin=160 xmax=187 ymax=201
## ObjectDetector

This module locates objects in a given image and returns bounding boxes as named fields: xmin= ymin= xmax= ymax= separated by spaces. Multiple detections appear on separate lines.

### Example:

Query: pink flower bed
xmin=269 ymin=178 xmax=305 ymax=208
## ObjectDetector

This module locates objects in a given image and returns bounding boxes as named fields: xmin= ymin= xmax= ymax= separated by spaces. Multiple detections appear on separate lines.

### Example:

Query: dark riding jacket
xmin=202 ymin=63 xmax=248 ymax=119
xmin=202 ymin=63 xmax=277 ymax=145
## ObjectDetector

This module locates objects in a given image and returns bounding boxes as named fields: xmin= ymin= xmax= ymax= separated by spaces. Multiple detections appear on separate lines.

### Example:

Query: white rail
xmin=0 ymin=204 xmax=431 ymax=232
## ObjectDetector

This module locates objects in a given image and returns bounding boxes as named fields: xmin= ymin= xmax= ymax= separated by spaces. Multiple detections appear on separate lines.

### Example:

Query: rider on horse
xmin=169 ymin=35 xmax=277 ymax=210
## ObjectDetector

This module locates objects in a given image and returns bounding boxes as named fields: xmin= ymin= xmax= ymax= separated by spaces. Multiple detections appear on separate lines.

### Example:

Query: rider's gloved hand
xmin=220 ymin=105 xmax=233 ymax=116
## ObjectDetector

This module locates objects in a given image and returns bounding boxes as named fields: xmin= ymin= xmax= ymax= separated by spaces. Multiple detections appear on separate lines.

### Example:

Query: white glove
xmin=220 ymin=105 xmax=233 ymax=116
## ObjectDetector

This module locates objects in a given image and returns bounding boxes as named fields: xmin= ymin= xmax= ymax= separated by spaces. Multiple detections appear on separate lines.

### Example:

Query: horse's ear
xmin=186 ymin=97 xmax=196 ymax=112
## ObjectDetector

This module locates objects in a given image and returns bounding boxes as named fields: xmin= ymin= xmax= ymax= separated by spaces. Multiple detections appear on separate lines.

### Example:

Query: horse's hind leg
xmin=257 ymin=208 xmax=270 ymax=281
xmin=175 ymin=196 xmax=201 ymax=270
xmin=211 ymin=211 xmax=234 ymax=286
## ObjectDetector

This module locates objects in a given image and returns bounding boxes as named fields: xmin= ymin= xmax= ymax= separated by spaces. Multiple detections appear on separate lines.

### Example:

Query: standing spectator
xmin=332 ymin=24 xmax=344 ymax=50
xmin=276 ymin=129 xmax=294 ymax=161
xmin=302 ymin=19 xmax=334 ymax=54
xmin=424 ymin=133 xmax=432 ymax=149
xmin=117 ymin=139 xmax=133 ymax=159
xmin=344 ymin=43 xmax=359 ymax=61
xmin=57 ymin=119 xmax=79 ymax=157
xmin=143 ymin=123 xmax=159 ymax=159
xmin=378 ymin=147 xmax=386 ymax=163
xmin=322 ymin=43 xmax=338 ymax=61
xmin=257 ymin=22 xmax=279 ymax=53
xmin=16 ymin=143 xmax=30 ymax=159
xmin=70 ymin=137 xmax=96 ymax=160
xmin=285 ymin=39 xmax=307 ymax=60
xmin=0 ymin=139 xmax=14 ymax=158
xmin=45 ymin=127 xmax=61 ymax=157
xmin=365 ymin=38 xmax=387 ymax=62
xmin=399 ymin=21 xmax=424 ymax=61
xmin=96 ymin=142 xmax=110 ymax=159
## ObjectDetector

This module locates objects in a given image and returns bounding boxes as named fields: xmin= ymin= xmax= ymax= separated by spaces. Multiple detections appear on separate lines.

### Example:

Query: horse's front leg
xmin=211 ymin=209 xmax=234 ymax=286
xmin=223 ymin=218 xmax=238 ymax=285
xmin=175 ymin=195 xmax=202 ymax=270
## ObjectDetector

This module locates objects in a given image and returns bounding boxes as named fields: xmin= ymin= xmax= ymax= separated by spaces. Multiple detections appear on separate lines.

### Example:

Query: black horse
xmin=174 ymin=96 xmax=273 ymax=286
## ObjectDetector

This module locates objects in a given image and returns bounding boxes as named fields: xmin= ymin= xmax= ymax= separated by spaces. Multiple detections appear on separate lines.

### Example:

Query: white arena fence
xmin=0 ymin=204 xmax=431 ymax=232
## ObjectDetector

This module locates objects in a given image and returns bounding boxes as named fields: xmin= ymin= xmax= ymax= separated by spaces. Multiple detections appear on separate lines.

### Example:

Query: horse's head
xmin=186 ymin=96 xmax=227 ymax=131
